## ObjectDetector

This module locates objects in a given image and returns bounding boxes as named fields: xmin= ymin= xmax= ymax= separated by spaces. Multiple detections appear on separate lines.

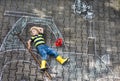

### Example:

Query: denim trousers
xmin=36 ymin=44 xmax=59 ymax=60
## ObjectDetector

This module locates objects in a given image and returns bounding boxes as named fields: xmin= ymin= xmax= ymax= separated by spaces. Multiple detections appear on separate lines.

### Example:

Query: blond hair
xmin=30 ymin=26 xmax=40 ymax=35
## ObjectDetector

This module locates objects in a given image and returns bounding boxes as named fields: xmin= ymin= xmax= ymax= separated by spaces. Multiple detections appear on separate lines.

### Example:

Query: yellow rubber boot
xmin=40 ymin=60 xmax=47 ymax=70
xmin=56 ymin=55 xmax=68 ymax=64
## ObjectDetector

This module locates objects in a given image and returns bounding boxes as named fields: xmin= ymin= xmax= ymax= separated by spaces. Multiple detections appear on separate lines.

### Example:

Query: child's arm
xmin=33 ymin=27 xmax=44 ymax=33
xmin=27 ymin=39 xmax=32 ymax=50
xmin=41 ymin=28 xmax=44 ymax=34
xmin=38 ymin=27 xmax=44 ymax=34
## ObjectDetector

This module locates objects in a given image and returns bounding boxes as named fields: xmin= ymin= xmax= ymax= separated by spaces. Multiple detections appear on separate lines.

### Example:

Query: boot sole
xmin=62 ymin=58 xmax=70 ymax=65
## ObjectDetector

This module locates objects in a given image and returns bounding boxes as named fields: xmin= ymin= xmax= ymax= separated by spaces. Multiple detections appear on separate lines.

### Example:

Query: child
xmin=27 ymin=26 xmax=68 ymax=70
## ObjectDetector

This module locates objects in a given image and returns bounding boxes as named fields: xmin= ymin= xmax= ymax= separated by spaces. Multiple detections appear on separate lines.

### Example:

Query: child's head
xmin=30 ymin=26 xmax=39 ymax=36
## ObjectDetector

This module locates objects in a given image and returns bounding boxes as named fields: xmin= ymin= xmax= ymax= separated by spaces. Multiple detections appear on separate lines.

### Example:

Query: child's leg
xmin=37 ymin=48 xmax=48 ymax=60
xmin=47 ymin=47 xmax=68 ymax=64
xmin=37 ymin=46 xmax=48 ymax=69
xmin=47 ymin=48 xmax=58 ymax=58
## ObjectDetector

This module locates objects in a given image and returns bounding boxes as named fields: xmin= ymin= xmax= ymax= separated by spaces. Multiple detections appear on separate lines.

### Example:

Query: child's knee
xmin=52 ymin=51 xmax=58 ymax=57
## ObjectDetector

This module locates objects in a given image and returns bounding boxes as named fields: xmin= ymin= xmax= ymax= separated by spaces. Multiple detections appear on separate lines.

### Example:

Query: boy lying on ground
xmin=27 ymin=26 xmax=69 ymax=70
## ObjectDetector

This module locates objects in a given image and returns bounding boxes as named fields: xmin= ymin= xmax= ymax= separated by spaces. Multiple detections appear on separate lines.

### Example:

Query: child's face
xmin=31 ymin=29 xmax=39 ymax=36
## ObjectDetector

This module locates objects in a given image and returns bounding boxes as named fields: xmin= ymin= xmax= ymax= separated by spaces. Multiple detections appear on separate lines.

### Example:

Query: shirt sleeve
xmin=39 ymin=33 xmax=45 ymax=39
xmin=39 ymin=33 xmax=44 ymax=35
xmin=30 ymin=37 xmax=34 ymax=42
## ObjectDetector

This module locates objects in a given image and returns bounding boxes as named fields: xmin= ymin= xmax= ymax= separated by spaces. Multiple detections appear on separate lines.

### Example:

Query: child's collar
xmin=32 ymin=34 xmax=38 ymax=37
xmin=32 ymin=33 xmax=43 ymax=37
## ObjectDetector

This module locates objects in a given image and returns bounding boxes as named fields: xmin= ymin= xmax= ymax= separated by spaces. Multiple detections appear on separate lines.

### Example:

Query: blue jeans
xmin=36 ymin=44 xmax=59 ymax=60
